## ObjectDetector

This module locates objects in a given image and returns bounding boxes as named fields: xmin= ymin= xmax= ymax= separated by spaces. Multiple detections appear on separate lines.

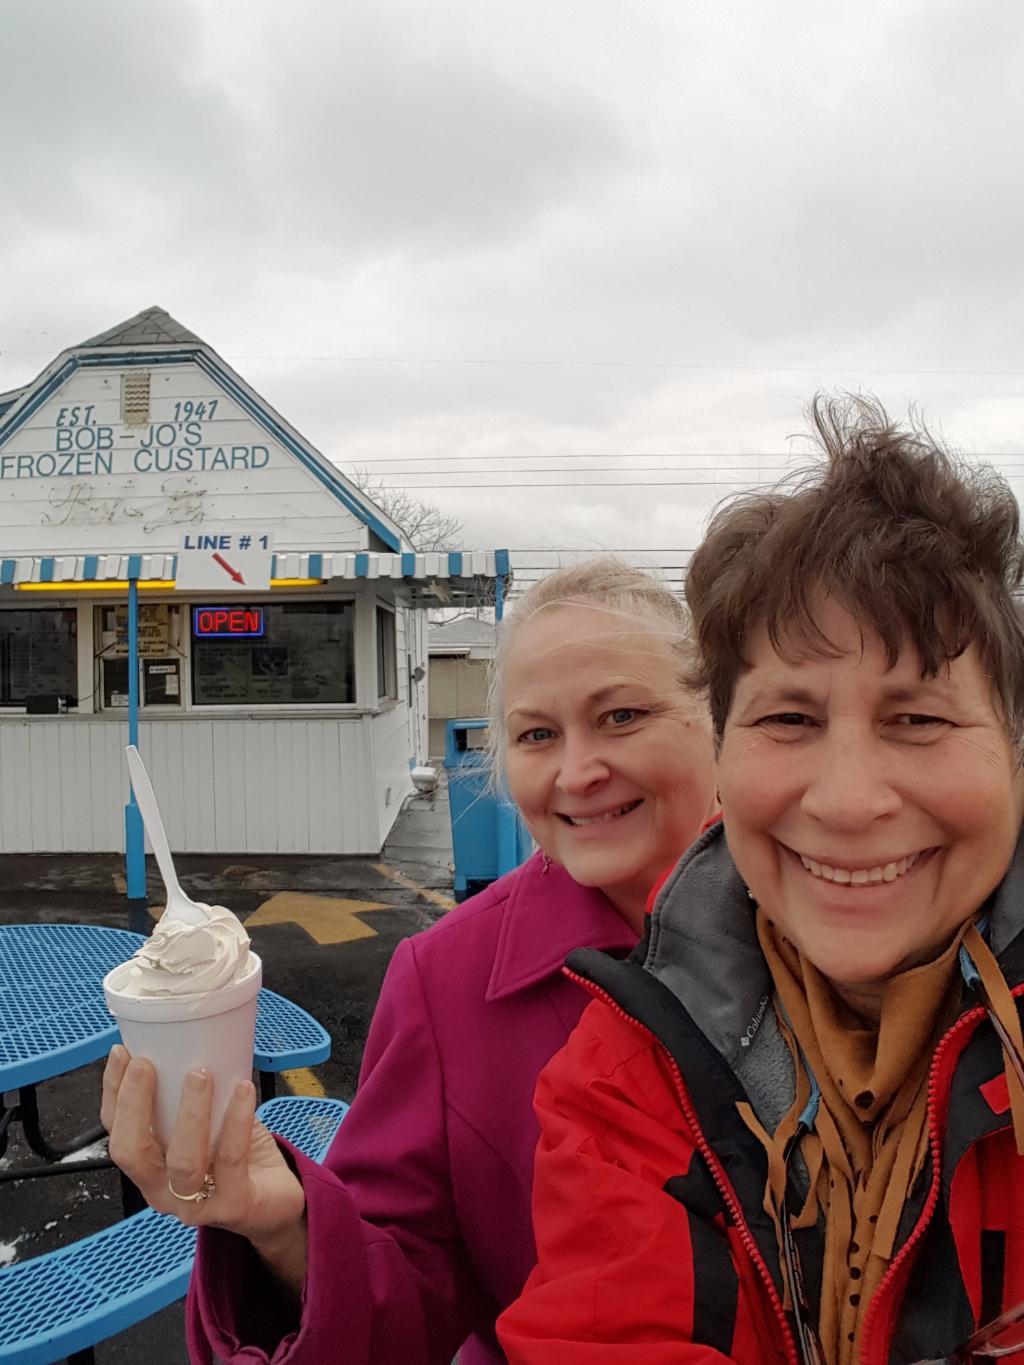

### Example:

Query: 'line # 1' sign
xmin=176 ymin=529 xmax=274 ymax=592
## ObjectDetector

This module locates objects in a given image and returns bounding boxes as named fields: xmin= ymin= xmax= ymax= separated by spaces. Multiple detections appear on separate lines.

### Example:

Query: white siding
xmin=368 ymin=703 xmax=414 ymax=846
xmin=0 ymin=715 xmax=387 ymax=854
xmin=0 ymin=362 xmax=370 ymax=556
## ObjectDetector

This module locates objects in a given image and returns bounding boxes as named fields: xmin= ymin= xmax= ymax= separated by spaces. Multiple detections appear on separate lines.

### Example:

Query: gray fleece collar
xmin=643 ymin=818 xmax=1024 ymax=1133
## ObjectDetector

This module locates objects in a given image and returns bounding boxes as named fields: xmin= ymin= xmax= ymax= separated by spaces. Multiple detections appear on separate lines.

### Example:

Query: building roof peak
xmin=76 ymin=306 xmax=204 ymax=350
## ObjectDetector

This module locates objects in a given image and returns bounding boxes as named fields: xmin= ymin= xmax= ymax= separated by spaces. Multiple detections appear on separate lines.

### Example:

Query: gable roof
xmin=0 ymin=307 xmax=405 ymax=551
xmin=429 ymin=616 xmax=497 ymax=657
xmin=76 ymin=305 xmax=204 ymax=349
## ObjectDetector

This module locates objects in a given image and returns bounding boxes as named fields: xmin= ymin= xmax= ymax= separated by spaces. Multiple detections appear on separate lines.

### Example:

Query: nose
xmin=556 ymin=731 xmax=611 ymax=797
xmin=800 ymin=729 xmax=901 ymax=831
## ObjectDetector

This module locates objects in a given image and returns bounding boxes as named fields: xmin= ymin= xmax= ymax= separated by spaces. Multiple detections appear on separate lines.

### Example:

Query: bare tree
xmin=348 ymin=467 xmax=465 ymax=552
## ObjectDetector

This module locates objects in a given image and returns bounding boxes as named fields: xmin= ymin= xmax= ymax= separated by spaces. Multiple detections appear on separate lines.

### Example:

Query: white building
xmin=0 ymin=307 xmax=506 ymax=856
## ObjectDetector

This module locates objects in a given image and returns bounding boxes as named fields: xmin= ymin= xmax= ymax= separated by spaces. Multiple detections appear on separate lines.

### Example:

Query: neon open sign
xmin=193 ymin=607 xmax=266 ymax=639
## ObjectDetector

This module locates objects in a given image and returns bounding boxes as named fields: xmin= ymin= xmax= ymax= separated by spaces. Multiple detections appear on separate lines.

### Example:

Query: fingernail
xmin=233 ymin=1080 xmax=253 ymax=1102
xmin=186 ymin=1069 xmax=210 ymax=1092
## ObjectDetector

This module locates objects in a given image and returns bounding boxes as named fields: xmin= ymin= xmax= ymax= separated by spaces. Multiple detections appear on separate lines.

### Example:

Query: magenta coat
xmin=186 ymin=852 xmax=637 ymax=1364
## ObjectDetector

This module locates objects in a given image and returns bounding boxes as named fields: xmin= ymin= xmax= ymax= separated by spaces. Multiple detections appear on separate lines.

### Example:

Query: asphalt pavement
xmin=0 ymin=779 xmax=456 ymax=1363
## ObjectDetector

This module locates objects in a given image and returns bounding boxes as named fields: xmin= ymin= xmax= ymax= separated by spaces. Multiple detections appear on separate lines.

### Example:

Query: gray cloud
xmin=2 ymin=0 xmax=1024 ymax=554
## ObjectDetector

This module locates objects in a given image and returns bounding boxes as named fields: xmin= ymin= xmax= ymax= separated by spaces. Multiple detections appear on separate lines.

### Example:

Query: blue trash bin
xmin=444 ymin=719 xmax=533 ymax=901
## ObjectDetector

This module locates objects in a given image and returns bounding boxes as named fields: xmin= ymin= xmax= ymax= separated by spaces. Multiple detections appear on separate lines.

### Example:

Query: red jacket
xmin=498 ymin=823 xmax=1024 ymax=1364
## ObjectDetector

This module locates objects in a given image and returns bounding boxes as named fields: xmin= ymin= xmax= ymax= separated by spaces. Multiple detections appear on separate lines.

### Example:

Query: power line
xmin=5 ymin=350 xmax=1024 ymax=379
xmin=349 ymin=450 xmax=1024 ymax=464
xmin=360 ymin=465 xmax=786 ymax=477
xmin=349 ymin=478 xmax=795 ymax=489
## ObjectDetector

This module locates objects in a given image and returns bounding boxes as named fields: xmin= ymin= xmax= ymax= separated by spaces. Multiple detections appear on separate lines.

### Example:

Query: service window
xmin=0 ymin=608 xmax=78 ymax=708
xmin=191 ymin=600 xmax=355 ymax=706
xmin=143 ymin=658 xmax=182 ymax=706
xmin=95 ymin=603 xmax=185 ymax=710
xmin=376 ymin=606 xmax=397 ymax=701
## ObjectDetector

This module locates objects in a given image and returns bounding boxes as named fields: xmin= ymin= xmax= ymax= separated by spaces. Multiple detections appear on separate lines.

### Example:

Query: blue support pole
xmin=124 ymin=575 xmax=147 ymax=928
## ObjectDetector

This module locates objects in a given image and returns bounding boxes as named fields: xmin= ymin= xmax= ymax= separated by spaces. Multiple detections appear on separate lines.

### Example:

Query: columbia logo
xmin=740 ymin=994 xmax=770 ymax=1048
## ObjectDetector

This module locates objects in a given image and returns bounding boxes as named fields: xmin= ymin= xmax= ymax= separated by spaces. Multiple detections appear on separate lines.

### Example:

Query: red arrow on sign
xmin=212 ymin=552 xmax=245 ymax=584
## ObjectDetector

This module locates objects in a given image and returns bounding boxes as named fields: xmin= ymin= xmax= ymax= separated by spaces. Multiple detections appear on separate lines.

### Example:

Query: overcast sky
xmin=3 ymin=0 xmax=1023 ymax=557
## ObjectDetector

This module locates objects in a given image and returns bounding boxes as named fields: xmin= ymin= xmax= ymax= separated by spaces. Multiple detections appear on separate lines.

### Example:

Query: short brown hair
xmin=685 ymin=394 xmax=1024 ymax=744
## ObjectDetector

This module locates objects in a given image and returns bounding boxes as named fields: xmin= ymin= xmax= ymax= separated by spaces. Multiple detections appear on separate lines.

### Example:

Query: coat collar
xmin=485 ymin=851 xmax=638 ymax=1002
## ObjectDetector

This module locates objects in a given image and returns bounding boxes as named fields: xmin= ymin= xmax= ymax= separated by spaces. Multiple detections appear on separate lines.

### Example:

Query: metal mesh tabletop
xmin=253 ymin=988 xmax=331 ymax=1070
xmin=0 ymin=925 xmax=144 ymax=1091
xmin=0 ymin=924 xmax=331 ymax=1092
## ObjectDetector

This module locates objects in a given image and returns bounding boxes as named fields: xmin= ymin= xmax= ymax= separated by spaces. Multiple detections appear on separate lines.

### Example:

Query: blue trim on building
xmin=401 ymin=552 xmax=416 ymax=576
xmin=127 ymin=554 xmax=142 ymax=580
xmin=83 ymin=555 xmax=99 ymax=579
xmin=1 ymin=560 xmax=15 ymax=585
xmin=447 ymin=552 xmax=463 ymax=577
xmin=307 ymin=553 xmax=323 ymax=579
xmin=495 ymin=548 xmax=510 ymax=576
xmin=355 ymin=553 xmax=370 ymax=577
xmin=39 ymin=559 xmax=54 ymax=583
xmin=0 ymin=347 xmax=402 ymax=552
xmin=0 ymin=357 xmax=78 ymax=446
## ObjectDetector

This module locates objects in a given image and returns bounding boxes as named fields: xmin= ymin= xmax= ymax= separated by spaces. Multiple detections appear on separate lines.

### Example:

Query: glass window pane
xmin=103 ymin=657 xmax=130 ymax=709
xmin=0 ymin=609 xmax=77 ymax=707
xmin=376 ymin=607 xmax=397 ymax=700
xmin=191 ymin=600 xmax=355 ymax=705
xmin=143 ymin=658 xmax=182 ymax=706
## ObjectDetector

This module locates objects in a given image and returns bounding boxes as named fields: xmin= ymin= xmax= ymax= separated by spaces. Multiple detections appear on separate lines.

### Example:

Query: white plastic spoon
xmin=125 ymin=744 xmax=208 ymax=926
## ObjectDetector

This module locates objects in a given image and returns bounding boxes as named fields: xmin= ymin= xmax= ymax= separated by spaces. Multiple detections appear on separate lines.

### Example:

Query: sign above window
xmin=193 ymin=607 xmax=266 ymax=639
xmin=177 ymin=529 xmax=274 ymax=592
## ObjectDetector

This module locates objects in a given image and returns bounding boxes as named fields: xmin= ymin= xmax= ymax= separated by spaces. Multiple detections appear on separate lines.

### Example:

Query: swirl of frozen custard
xmin=122 ymin=904 xmax=255 ymax=997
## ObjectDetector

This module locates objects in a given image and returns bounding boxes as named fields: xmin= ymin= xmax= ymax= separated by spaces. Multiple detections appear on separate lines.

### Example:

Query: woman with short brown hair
xmin=499 ymin=397 xmax=1024 ymax=1364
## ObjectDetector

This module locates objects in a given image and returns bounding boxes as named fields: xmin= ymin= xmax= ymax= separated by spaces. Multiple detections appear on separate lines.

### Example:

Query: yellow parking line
xmin=281 ymin=1067 xmax=327 ymax=1097
xmin=372 ymin=863 xmax=456 ymax=912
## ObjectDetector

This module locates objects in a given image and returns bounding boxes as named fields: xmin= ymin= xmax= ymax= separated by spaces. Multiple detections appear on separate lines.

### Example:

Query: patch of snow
xmin=58 ymin=1139 xmax=108 ymax=1163
xmin=0 ymin=1237 xmax=24 ymax=1268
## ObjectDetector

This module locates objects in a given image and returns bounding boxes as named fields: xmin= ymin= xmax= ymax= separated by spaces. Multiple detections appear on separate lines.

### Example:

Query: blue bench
xmin=0 ymin=1095 xmax=348 ymax=1365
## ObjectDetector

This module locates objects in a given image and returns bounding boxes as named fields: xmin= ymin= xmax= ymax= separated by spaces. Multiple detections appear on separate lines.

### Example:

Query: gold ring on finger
xmin=167 ymin=1173 xmax=216 ymax=1202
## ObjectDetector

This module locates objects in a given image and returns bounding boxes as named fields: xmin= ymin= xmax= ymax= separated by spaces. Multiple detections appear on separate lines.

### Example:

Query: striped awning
xmin=0 ymin=549 xmax=510 ymax=607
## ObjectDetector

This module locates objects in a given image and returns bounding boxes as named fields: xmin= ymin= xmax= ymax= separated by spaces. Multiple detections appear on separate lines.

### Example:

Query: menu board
xmin=111 ymin=603 xmax=172 ymax=657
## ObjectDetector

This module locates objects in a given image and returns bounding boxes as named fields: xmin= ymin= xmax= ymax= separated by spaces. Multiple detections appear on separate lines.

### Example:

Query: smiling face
xmin=502 ymin=603 xmax=716 ymax=927
xmin=717 ymin=598 xmax=1024 ymax=993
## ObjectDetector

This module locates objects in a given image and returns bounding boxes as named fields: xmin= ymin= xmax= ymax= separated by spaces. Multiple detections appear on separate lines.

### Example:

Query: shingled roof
xmin=76 ymin=306 xmax=204 ymax=349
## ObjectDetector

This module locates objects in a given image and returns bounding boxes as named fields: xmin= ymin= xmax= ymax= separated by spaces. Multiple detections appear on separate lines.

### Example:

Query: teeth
xmin=567 ymin=802 xmax=639 ymax=827
xmin=798 ymin=851 xmax=922 ymax=884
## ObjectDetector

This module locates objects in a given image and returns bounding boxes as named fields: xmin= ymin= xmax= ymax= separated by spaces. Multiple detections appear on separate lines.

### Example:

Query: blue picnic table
xmin=0 ymin=923 xmax=331 ymax=1172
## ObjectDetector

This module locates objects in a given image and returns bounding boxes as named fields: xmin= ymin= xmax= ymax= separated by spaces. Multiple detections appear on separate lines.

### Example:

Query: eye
xmin=759 ymin=712 xmax=815 ymax=728
xmin=891 ymin=713 xmax=950 ymax=732
xmin=603 ymin=707 xmax=646 ymax=728
xmin=517 ymin=726 xmax=556 ymax=745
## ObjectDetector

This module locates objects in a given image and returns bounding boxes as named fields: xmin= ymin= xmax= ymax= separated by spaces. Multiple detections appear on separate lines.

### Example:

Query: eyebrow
xmin=740 ymin=677 xmax=959 ymax=712
xmin=505 ymin=683 xmax=648 ymax=723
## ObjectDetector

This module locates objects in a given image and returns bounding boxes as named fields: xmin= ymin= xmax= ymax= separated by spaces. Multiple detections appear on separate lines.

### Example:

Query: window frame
xmin=189 ymin=595 xmax=358 ymax=710
xmin=376 ymin=603 xmax=398 ymax=703
xmin=0 ymin=606 xmax=79 ymax=711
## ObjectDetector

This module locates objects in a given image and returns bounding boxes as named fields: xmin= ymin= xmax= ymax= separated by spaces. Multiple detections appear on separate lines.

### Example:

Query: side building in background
xmin=427 ymin=616 xmax=497 ymax=760
xmin=0 ymin=307 xmax=507 ymax=856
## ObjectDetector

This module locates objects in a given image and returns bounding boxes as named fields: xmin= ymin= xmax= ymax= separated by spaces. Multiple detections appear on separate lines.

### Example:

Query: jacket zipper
xmin=856 ymin=979 xmax=1024 ymax=1363
xmin=565 ymin=968 xmax=800 ymax=1365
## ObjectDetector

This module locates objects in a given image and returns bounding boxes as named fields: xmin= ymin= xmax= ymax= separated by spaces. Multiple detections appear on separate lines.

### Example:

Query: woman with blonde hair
xmin=103 ymin=555 xmax=716 ymax=1365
